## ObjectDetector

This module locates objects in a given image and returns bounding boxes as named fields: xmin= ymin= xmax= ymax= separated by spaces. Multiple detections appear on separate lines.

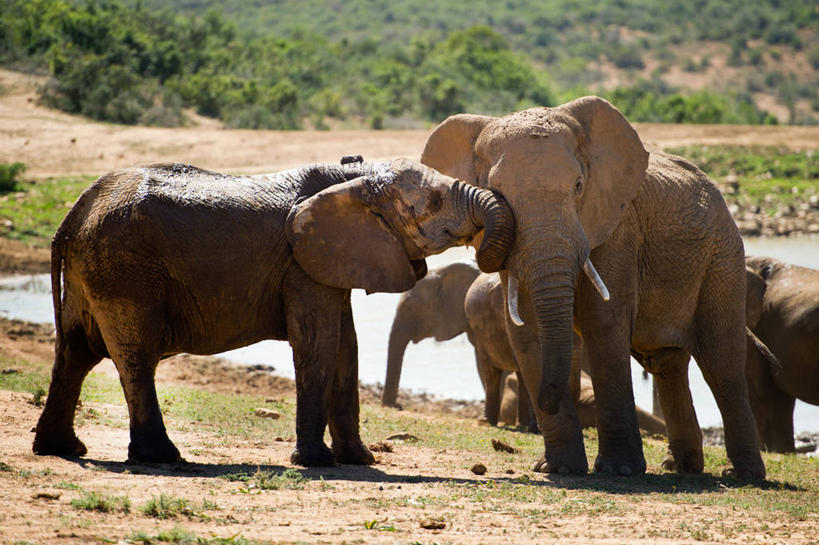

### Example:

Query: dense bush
xmin=2 ymin=0 xmax=812 ymax=127
xmin=0 ymin=162 xmax=26 ymax=193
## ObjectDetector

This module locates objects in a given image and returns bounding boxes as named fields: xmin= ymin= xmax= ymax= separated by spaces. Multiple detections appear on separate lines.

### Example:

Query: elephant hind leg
xmin=693 ymin=280 xmax=765 ymax=479
xmin=33 ymin=326 xmax=102 ymax=457
xmin=651 ymin=348 xmax=703 ymax=473
xmin=111 ymin=350 xmax=180 ymax=463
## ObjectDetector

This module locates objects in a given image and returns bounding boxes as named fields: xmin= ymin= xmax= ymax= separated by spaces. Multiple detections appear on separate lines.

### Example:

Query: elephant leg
xmin=651 ymin=349 xmax=703 ymax=473
xmin=476 ymin=349 xmax=502 ymax=426
xmin=746 ymin=348 xmax=796 ymax=452
xmin=693 ymin=296 xmax=765 ymax=480
xmin=507 ymin=318 xmax=586 ymax=473
xmin=327 ymin=300 xmax=374 ymax=465
xmin=515 ymin=371 xmax=535 ymax=431
xmin=33 ymin=330 xmax=102 ymax=457
xmin=114 ymin=352 xmax=180 ymax=463
xmin=582 ymin=332 xmax=646 ymax=476
xmin=284 ymin=270 xmax=340 ymax=467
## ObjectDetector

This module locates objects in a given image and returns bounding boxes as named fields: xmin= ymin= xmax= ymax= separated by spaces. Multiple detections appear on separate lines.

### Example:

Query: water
xmin=2 ymin=238 xmax=817 ymax=433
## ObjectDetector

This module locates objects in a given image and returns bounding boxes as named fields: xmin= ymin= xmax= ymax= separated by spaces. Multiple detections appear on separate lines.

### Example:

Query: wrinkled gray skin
xmin=745 ymin=256 xmax=819 ymax=453
xmin=422 ymin=96 xmax=765 ymax=479
xmin=32 ymin=158 xmax=514 ymax=466
xmin=382 ymin=262 xmax=481 ymax=408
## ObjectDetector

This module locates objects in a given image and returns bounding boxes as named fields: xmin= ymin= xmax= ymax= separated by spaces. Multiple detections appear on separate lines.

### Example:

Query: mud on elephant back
xmin=32 ymin=157 xmax=514 ymax=466
xmin=422 ymin=95 xmax=766 ymax=480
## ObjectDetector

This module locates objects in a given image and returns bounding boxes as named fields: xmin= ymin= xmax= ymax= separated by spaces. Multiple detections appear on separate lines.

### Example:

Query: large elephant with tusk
xmin=422 ymin=96 xmax=765 ymax=479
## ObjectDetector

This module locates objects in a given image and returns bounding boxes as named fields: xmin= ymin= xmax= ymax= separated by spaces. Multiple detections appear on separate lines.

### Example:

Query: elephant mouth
xmin=411 ymin=259 xmax=428 ymax=280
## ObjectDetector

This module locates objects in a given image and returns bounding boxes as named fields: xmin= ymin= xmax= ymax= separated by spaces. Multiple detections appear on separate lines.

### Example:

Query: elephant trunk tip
xmin=538 ymin=383 xmax=562 ymax=415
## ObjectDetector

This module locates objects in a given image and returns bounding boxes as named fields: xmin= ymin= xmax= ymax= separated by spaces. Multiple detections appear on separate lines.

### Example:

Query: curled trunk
xmin=454 ymin=182 xmax=515 ymax=273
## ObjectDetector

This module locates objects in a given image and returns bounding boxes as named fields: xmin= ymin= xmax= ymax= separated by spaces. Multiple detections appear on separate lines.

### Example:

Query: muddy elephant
xmin=381 ymin=262 xmax=481 ymax=407
xmin=32 ymin=158 xmax=513 ymax=466
xmin=745 ymin=256 xmax=819 ymax=453
xmin=422 ymin=96 xmax=764 ymax=478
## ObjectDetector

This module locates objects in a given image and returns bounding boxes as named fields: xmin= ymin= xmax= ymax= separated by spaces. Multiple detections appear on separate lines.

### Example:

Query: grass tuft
xmin=71 ymin=490 xmax=131 ymax=513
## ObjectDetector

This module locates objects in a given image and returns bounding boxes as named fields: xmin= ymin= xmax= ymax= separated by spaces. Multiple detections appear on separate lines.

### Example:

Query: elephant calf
xmin=745 ymin=256 xmax=819 ymax=452
xmin=33 ymin=158 xmax=514 ymax=466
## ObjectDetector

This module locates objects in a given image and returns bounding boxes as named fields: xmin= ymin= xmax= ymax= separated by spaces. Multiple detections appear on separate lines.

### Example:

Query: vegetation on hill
xmin=0 ymin=0 xmax=816 ymax=128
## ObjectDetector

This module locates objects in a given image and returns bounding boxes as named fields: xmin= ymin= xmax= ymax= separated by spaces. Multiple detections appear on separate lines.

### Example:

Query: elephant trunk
xmin=516 ymin=221 xmax=588 ymax=415
xmin=382 ymin=309 xmax=414 ymax=407
xmin=454 ymin=182 xmax=514 ymax=273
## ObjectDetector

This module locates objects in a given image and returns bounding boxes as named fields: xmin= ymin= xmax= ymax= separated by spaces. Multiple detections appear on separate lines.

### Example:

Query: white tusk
xmin=583 ymin=258 xmax=610 ymax=302
xmin=506 ymin=274 xmax=525 ymax=326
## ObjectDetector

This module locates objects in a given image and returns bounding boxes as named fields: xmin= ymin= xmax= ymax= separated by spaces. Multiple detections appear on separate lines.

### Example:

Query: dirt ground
xmin=2 ymin=68 xmax=818 ymax=544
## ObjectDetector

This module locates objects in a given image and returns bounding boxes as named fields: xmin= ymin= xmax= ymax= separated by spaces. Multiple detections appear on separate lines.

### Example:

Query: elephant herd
xmin=31 ymin=96 xmax=818 ymax=481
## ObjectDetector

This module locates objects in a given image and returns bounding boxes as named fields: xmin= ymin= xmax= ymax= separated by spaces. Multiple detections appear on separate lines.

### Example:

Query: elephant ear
xmin=421 ymin=113 xmax=494 ymax=185
xmin=745 ymin=267 xmax=767 ymax=329
xmin=285 ymin=177 xmax=418 ymax=293
xmin=560 ymin=96 xmax=649 ymax=249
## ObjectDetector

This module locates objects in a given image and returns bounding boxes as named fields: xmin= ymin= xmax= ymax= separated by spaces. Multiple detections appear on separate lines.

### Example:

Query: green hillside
xmin=1 ymin=0 xmax=816 ymax=128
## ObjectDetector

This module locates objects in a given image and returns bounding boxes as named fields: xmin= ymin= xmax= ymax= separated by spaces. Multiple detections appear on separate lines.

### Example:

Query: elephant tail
xmin=746 ymin=327 xmax=781 ymax=376
xmin=50 ymin=235 xmax=66 ymax=355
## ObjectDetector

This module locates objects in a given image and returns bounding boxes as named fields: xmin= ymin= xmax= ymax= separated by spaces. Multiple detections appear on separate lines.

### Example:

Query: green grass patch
xmin=140 ymin=494 xmax=208 ymax=520
xmin=0 ymin=162 xmax=27 ymax=194
xmin=0 ymin=175 xmax=93 ymax=246
xmin=127 ymin=526 xmax=262 ymax=545
xmin=665 ymin=145 xmax=819 ymax=211
xmin=71 ymin=490 xmax=131 ymax=513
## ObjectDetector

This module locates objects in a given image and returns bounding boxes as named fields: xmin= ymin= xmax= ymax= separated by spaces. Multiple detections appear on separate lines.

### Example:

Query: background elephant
xmin=33 ymin=158 xmax=514 ymax=466
xmin=422 ymin=96 xmax=764 ymax=478
xmin=745 ymin=256 xmax=819 ymax=452
xmin=381 ymin=262 xmax=481 ymax=408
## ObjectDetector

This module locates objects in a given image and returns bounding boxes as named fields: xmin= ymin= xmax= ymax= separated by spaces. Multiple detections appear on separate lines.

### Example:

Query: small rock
xmin=253 ymin=408 xmax=280 ymax=419
xmin=470 ymin=463 xmax=487 ymax=475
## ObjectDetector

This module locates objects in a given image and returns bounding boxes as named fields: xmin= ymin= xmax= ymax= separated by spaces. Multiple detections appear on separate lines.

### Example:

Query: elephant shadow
xmin=61 ymin=457 xmax=796 ymax=492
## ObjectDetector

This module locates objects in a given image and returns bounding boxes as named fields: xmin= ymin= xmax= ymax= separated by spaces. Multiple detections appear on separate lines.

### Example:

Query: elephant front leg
xmin=327 ymin=301 xmax=374 ymax=465
xmin=475 ymin=348 xmax=502 ymax=426
xmin=507 ymin=317 xmax=587 ymax=474
xmin=582 ymin=334 xmax=646 ymax=476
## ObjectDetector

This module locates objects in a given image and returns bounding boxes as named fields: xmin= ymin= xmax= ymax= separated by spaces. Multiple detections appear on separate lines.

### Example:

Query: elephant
xmin=32 ymin=157 xmax=514 ymax=466
xmin=745 ymin=256 xmax=819 ymax=453
xmin=422 ymin=95 xmax=765 ymax=478
xmin=381 ymin=262 xmax=481 ymax=408
xmin=467 ymin=272 xmax=665 ymax=435
xmin=382 ymin=264 xmax=666 ymax=435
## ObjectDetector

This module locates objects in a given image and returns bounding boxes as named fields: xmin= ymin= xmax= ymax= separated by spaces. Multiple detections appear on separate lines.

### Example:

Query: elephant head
xmin=382 ymin=262 xmax=480 ymax=407
xmin=286 ymin=158 xmax=514 ymax=294
xmin=422 ymin=97 xmax=649 ymax=414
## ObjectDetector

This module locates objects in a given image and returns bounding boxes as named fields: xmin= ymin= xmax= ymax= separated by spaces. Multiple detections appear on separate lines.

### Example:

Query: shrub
xmin=0 ymin=162 xmax=26 ymax=193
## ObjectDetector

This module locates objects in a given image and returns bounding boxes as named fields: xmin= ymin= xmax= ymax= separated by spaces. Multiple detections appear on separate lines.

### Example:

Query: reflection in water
xmin=1 ymin=238 xmax=817 ymax=432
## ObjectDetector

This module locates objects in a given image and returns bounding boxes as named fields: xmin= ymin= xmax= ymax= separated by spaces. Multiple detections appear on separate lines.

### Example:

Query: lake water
xmin=1 ymin=237 xmax=817 ymax=433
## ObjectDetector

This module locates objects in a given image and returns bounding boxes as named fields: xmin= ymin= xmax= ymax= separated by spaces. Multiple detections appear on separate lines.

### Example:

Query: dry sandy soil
xmin=1 ymin=68 xmax=818 ymax=544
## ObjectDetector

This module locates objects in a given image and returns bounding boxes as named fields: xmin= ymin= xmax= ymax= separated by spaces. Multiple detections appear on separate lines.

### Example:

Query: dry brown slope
xmin=3 ymin=68 xmax=818 ymax=179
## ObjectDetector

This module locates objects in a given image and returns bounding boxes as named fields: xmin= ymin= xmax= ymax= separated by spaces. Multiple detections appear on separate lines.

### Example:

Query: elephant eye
xmin=574 ymin=177 xmax=583 ymax=195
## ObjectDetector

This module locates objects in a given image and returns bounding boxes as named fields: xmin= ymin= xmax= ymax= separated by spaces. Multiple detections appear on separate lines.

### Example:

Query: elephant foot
xmin=723 ymin=454 xmax=766 ymax=481
xmin=594 ymin=450 xmax=647 ymax=477
xmin=32 ymin=430 xmax=87 ymax=458
xmin=332 ymin=441 xmax=375 ymax=465
xmin=127 ymin=430 xmax=181 ymax=463
xmin=661 ymin=448 xmax=704 ymax=474
xmin=290 ymin=443 xmax=336 ymax=467
xmin=531 ymin=443 xmax=589 ymax=475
